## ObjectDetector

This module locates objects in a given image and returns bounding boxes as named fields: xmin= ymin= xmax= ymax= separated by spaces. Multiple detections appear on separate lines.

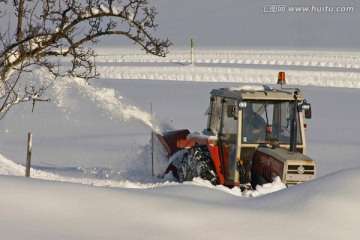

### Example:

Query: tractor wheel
xmin=251 ymin=173 xmax=268 ymax=189
xmin=178 ymin=145 xmax=219 ymax=185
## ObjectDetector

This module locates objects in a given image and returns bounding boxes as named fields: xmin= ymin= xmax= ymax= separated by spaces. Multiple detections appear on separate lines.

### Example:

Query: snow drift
xmin=1 ymin=167 xmax=360 ymax=240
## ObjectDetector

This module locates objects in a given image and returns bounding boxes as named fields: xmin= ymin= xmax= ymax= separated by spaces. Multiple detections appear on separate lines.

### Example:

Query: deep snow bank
xmin=1 ymin=167 xmax=360 ymax=240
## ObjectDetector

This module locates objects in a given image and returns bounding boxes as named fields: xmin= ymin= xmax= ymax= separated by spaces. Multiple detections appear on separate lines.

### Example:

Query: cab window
xmin=242 ymin=101 xmax=302 ymax=144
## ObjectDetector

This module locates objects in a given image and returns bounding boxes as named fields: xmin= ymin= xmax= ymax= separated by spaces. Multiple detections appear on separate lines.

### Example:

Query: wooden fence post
xmin=25 ymin=132 xmax=32 ymax=177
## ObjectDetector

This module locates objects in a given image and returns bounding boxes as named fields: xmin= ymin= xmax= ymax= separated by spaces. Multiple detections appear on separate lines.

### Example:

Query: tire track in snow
xmin=95 ymin=49 xmax=360 ymax=70
xmin=98 ymin=65 xmax=360 ymax=88
xmin=95 ymin=49 xmax=360 ymax=88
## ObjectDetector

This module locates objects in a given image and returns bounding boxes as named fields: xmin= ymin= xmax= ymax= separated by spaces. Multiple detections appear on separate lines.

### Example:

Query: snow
xmin=250 ymin=176 xmax=287 ymax=197
xmin=99 ymin=4 xmax=110 ymax=14
xmin=187 ymin=131 xmax=218 ymax=141
xmin=227 ymin=85 xmax=273 ymax=92
xmin=2 ymin=1 xmax=360 ymax=239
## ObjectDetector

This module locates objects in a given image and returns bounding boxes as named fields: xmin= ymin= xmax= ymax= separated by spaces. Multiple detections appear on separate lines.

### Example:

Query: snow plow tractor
xmin=152 ymin=72 xmax=316 ymax=190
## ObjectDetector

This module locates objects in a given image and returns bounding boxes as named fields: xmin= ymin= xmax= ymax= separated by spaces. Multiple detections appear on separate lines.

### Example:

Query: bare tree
xmin=0 ymin=0 xmax=171 ymax=118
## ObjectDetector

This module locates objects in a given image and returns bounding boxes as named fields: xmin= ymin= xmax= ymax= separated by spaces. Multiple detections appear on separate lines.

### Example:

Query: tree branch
xmin=0 ymin=0 xmax=172 ymax=118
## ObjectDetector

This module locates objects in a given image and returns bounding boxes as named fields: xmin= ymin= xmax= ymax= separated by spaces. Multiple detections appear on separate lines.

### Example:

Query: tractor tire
xmin=251 ymin=173 xmax=268 ymax=189
xmin=178 ymin=145 xmax=219 ymax=185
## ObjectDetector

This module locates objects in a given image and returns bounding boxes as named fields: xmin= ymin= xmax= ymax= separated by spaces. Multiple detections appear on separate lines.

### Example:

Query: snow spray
xmin=71 ymin=78 xmax=161 ymax=132
xmin=38 ymin=69 xmax=161 ymax=132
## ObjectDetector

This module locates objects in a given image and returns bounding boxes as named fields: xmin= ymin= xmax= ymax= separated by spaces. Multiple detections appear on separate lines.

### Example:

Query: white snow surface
xmin=2 ymin=1 xmax=360 ymax=239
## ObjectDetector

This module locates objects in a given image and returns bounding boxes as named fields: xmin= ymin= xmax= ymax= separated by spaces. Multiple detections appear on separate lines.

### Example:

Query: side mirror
xmin=302 ymin=102 xmax=312 ymax=119
xmin=305 ymin=107 xmax=312 ymax=119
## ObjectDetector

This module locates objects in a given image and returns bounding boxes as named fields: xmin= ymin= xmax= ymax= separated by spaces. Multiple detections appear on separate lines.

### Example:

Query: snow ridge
xmin=95 ymin=49 xmax=360 ymax=88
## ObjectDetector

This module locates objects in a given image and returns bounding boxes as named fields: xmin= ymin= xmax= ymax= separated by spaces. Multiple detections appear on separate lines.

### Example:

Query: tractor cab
xmin=206 ymin=84 xmax=313 ymax=186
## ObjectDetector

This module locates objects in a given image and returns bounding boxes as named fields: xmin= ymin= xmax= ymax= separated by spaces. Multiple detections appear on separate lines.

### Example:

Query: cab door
xmin=219 ymin=98 xmax=238 ymax=185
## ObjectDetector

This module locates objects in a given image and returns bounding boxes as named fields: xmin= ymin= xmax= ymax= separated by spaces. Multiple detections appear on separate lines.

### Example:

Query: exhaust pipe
xmin=290 ymin=90 xmax=298 ymax=153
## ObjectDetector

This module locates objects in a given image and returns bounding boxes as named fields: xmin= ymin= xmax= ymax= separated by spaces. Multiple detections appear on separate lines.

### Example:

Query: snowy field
xmin=2 ymin=0 xmax=360 ymax=239
xmin=1 ymin=47 xmax=360 ymax=240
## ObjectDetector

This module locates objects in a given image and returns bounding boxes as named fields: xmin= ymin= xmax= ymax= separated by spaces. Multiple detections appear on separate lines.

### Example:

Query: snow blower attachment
xmin=152 ymin=72 xmax=316 ymax=190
